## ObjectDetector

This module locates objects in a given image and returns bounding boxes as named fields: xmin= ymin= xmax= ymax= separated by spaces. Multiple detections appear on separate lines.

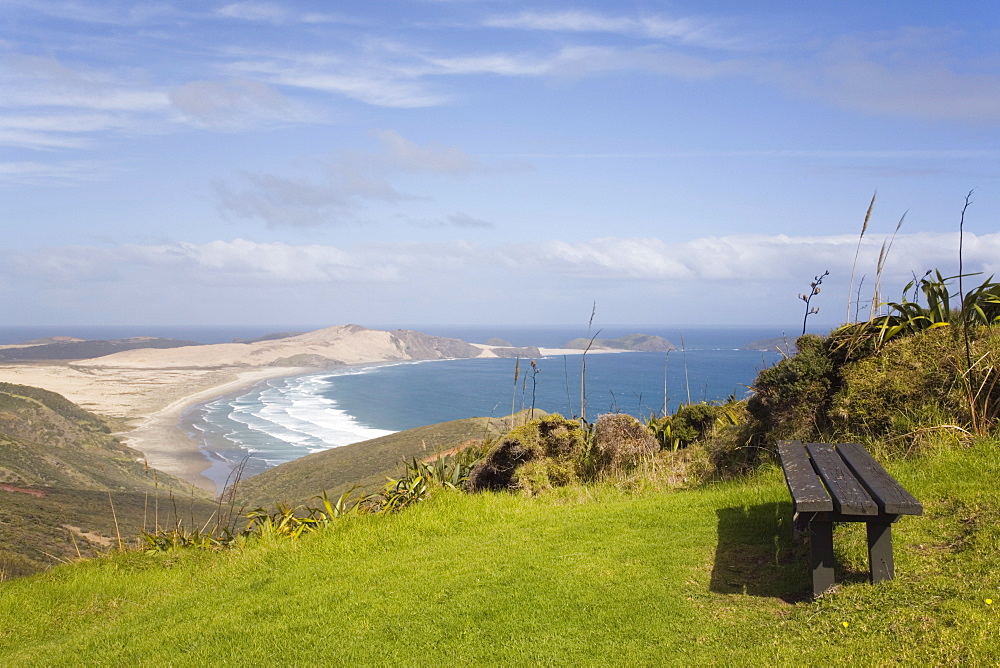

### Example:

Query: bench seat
xmin=777 ymin=441 xmax=922 ymax=597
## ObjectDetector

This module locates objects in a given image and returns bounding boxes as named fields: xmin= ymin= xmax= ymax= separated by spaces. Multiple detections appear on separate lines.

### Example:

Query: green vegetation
xmin=3 ymin=247 xmax=1000 ymax=661
xmin=0 ymin=383 xmax=217 ymax=578
xmin=0 ymin=439 xmax=996 ymax=664
xmin=233 ymin=412 xmax=538 ymax=506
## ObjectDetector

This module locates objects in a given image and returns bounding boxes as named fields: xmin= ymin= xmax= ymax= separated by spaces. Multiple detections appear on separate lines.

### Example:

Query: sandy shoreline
xmin=0 ymin=327 xmax=632 ymax=496
xmin=0 ymin=363 xmax=309 ymax=494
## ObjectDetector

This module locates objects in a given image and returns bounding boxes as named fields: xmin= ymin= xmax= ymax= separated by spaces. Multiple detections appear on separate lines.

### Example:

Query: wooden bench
xmin=776 ymin=441 xmax=922 ymax=598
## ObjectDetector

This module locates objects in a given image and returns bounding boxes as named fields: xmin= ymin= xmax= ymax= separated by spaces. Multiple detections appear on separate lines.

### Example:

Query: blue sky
xmin=2 ymin=1 xmax=998 ymax=329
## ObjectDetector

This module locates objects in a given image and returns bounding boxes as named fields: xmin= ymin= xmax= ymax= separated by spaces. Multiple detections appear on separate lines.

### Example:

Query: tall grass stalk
xmin=529 ymin=360 xmax=539 ymax=420
xmin=511 ymin=356 xmax=520 ymax=425
xmin=681 ymin=337 xmax=691 ymax=405
xmin=871 ymin=212 xmax=906 ymax=319
xmin=853 ymin=275 xmax=867 ymax=322
xmin=661 ymin=350 xmax=670 ymax=417
xmin=957 ymin=190 xmax=983 ymax=433
xmin=580 ymin=302 xmax=599 ymax=422
xmin=563 ymin=355 xmax=573 ymax=417
xmin=107 ymin=492 xmax=124 ymax=552
xmin=847 ymin=191 xmax=876 ymax=322
xmin=959 ymin=192 xmax=974 ymax=389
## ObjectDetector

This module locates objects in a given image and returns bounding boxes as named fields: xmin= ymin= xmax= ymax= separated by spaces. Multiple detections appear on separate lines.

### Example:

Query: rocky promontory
xmin=561 ymin=333 xmax=676 ymax=352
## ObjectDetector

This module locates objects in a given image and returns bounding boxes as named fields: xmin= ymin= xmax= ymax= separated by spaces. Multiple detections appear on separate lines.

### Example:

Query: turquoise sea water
xmin=183 ymin=326 xmax=792 ymax=488
xmin=0 ymin=324 xmax=801 ymax=489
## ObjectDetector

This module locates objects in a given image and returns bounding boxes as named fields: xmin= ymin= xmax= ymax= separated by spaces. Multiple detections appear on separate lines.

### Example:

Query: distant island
xmin=484 ymin=337 xmax=513 ymax=347
xmin=743 ymin=336 xmax=796 ymax=355
xmin=561 ymin=333 xmax=676 ymax=352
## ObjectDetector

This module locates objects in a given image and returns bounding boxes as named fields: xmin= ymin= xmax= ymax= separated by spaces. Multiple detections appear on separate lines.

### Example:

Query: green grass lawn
xmin=1 ymin=440 xmax=998 ymax=665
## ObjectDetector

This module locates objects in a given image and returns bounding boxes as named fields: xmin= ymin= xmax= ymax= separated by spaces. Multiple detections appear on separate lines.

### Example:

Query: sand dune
xmin=0 ymin=325 xmax=511 ymax=494
xmin=0 ymin=325 xmax=606 ymax=493
xmin=73 ymin=324 xmax=501 ymax=369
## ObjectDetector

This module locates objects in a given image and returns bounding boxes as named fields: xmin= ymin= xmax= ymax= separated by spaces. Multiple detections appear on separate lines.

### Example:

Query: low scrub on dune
xmin=467 ymin=412 xmax=660 ymax=493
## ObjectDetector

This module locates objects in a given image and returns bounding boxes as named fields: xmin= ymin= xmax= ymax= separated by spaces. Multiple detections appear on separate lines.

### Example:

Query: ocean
xmin=177 ymin=326 xmax=796 ymax=488
xmin=0 ymin=324 xmax=801 ymax=489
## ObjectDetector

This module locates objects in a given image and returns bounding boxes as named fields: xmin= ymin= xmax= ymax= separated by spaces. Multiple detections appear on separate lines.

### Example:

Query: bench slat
xmin=837 ymin=443 xmax=923 ymax=515
xmin=777 ymin=441 xmax=832 ymax=512
xmin=806 ymin=443 xmax=878 ymax=516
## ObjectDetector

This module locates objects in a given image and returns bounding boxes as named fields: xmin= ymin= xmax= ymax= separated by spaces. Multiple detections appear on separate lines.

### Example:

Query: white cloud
xmin=6 ymin=232 xmax=996 ymax=290
xmin=221 ymin=51 xmax=451 ymax=108
xmin=502 ymin=232 xmax=1000 ymax=286
xmin=6 ymin=232 xmax=999 ymax=326
xmin=127 ymin=240 xmax=400 ymax=282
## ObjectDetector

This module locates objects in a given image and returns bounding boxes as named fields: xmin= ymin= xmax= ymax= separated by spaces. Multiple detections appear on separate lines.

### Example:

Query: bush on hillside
xmin=732 ymin=318 xmax=1000 ymax=464
xmin=831 ymin=325 xmax=1000 ymax=448
xmin=467 ymin=414 xmax=588 ymax=493
xmin=590 ymin=413 xmax=658 ymax=475
xmin=745 ymin=334 xmax=835 ymax=441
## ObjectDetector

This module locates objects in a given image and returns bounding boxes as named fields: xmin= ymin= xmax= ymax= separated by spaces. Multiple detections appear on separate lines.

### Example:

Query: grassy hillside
xmin=0 ymin=438 xmax=996 ymax=664
xmin=233 ymin=411 xmax=541 ymax=506
xmin=3 ymin=270 xmax=998 ymax=660
xmin=1 ymin=382 xmax=175 ymax=490
xmin=0 ymin=383 xmax=216 ymax=578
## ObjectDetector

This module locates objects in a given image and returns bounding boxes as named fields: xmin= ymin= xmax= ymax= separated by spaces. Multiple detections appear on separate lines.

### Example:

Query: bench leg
xmin=867 ymin=522 xmax=895 ymax=583
xmin=810 ymin=520 xmax=835 ymax=597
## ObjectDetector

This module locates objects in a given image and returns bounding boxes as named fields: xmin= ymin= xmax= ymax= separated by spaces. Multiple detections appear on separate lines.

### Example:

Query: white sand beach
xmin=0 ymin=326 xmax=631 ymax=493
xmin=0 ymin=325 xmax=521 ymax=493
xmin=0 ymin=363 xmax=308 ymax=492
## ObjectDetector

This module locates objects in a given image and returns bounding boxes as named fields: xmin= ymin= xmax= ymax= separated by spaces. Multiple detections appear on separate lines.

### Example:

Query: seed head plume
xmin=847 ymin=191 xmax=876 ymax=322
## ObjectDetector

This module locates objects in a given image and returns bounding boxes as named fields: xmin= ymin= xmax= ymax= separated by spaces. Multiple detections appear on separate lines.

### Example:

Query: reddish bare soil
xmin=0 ymin=484 xmax=46 ymax=498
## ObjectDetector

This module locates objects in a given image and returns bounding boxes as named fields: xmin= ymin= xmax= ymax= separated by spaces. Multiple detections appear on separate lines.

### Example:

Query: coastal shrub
xmin=829 ymin=325 xmax=1000 ymax=450
xmin=829 ymin=327 xmax=961 ymax=439
xmin=467 ymin=414 xmax=587 ymax=493
xmin=746 ymin=334 xmax=835 ymax=442
xmin=591 ymin=413 xmax=657 ymax=475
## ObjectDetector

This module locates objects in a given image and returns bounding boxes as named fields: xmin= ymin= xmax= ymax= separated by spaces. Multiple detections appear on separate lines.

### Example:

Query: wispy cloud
xmin=482 ymin=10 xmax=739 ymax=49
xmin=215 ymin=2 xmax=341 ymax=26
xmin=214 ymin=131 xmax=486 ymax=227
xmin=221 ymin=49 xmax=452 ymax=108
xmin=0 ymin=159 xmax=105 ymax=185
xmin=412 ymin=212 xmax=496 ymax=230
xmin=762 ymin=27 xmax=1000 ymax=125
xmin=1 ymin=55 xmax=169 ymax=111
xmin=168 ymin=78 xmax=314 ymax=129
xmin=0 ymin=54 xmax=171 ymax=149
xmin=3 ymin=0 xmax=179 ymax=26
